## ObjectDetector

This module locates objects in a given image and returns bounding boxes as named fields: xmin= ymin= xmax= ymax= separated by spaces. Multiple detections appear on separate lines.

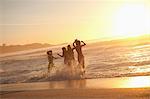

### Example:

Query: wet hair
xmin=75 ymin=39 xmax=78 ymax=42
xmin=47 ymin=50 xmax=52 ymax=55
xmin=47 ymin=51 xmax=49 ymax=55
xmin=67 ymin=45 xmax=72 ymax=50
xmin=62 ymin=47 xmax=66 ymax=50
xmin=67 ymin=45 xmax=71 ymax=48
xmin=76 ymin=40 xmax=81 ymax=45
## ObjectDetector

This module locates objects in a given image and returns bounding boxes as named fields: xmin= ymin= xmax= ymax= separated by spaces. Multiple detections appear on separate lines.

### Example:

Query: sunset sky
xmin=1 ymin=0 xmax=150 ymax=45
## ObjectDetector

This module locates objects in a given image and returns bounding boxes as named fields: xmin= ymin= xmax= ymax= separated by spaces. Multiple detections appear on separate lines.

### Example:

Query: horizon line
xmin=1 ymin=34 xmax=149 ymax=46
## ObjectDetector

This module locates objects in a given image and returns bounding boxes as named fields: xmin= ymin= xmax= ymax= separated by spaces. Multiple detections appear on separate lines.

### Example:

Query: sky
xmin=0 ymin=0 xmax=150 ymax=45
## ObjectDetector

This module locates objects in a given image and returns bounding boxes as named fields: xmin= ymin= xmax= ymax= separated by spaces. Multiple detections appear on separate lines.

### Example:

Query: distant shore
xmin=0 ymin=43 xmax=53 ymax=54
xmin=1 ymin=34 xmax=149 ymax=54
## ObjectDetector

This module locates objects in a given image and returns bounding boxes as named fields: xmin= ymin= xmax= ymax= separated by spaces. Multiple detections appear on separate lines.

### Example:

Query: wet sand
xmin=1 ymin=76 xmax=150 ymax=99
xmin=1 ymin=88 xmax=150 ymax=99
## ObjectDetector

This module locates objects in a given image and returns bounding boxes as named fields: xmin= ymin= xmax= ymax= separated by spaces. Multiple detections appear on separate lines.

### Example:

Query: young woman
xmin=47 ymin=50 xmax=56 ymax=73
xmin=67 ymin=45 xmax=75 ymax=65
xmin=73 ymin=39 xmax=86 ymax=72
xmin=57 ymin=47 xmax=69 ymax=65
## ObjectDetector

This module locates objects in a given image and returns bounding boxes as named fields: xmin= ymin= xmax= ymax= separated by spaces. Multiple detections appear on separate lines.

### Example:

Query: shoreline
xmin=1 ymin=76 xmax=150 ymax=91
xmin=1 ymin=76 xmax=150 ymax=99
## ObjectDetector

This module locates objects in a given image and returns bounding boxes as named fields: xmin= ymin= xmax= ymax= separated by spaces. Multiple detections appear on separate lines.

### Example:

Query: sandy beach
xmin=1 ymin=76 xmax=150 ymax=99
xmin=1 ymin=88 xmax=150 ymax=99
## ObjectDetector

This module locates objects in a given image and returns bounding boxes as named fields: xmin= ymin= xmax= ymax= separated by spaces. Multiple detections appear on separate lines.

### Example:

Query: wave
xmin=24 ymin=64 xmax=84 ymax=83
xmin=0 ymin=43 xmax=150 ymax=84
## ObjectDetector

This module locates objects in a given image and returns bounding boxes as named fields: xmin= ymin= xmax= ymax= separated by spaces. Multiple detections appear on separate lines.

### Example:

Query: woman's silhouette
xmin=47 ymin=50 xmax=56 ymax=73
xmin=67 ymin=45 xmax=75 ymax=65
xmin=57 ymin=47 xmax=68 ymax=65
xmin=73 ymin=39 xmax=86 ymax=72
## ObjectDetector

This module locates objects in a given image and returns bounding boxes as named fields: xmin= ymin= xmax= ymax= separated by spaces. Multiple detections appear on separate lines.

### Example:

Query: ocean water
xmin=0 ymin=41 xmax=150 ymax=84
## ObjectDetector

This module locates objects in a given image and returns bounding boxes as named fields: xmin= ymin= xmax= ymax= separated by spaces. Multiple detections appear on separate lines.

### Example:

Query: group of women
xmin=47 ymin=39 xmax=86 ymax=74
xmin=58 ymin=39 xmax=86 ymax=71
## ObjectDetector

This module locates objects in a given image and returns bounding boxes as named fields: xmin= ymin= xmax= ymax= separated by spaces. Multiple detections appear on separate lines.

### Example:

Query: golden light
xmin=86 ymin=76 xmax=150 ymax=89
xmin=113 ymin=4 xmax=150 ymax=38
xmin=120 ymin=76 xmax=150 ymax=88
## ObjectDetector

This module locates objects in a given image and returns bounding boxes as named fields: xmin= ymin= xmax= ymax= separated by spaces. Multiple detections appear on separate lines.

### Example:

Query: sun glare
xmin=113 ymin=4 xmax=149 ymax=38
xmin=121 ymin=76 xmax=150 ymax=88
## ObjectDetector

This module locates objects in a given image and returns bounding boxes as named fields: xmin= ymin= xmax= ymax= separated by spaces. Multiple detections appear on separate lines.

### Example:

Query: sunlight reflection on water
xmin=118 ymin=76 xmax=150 ymax=88
xmin=1 ymin=76 xmax=150 ymax=91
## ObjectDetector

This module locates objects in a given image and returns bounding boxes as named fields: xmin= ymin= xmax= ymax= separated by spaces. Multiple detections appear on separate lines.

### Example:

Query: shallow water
xmin=1 ymin=76 xmax=150 ymax=92
xmin=0 ymin=41 xmax=150 ymax=84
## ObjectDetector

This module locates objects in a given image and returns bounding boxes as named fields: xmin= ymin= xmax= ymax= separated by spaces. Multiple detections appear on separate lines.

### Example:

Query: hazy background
xmin=0 ymin=0 xmax=150 ymax=45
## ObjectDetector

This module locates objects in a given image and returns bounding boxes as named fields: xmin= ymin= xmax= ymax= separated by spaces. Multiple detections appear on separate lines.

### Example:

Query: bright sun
xmin=113 ymin=4 xmax=150 ymax=38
